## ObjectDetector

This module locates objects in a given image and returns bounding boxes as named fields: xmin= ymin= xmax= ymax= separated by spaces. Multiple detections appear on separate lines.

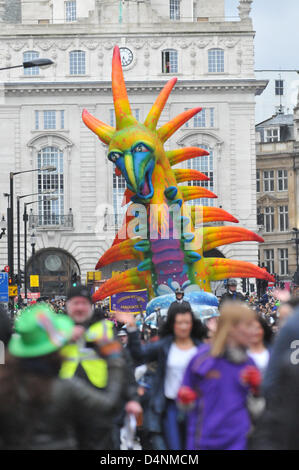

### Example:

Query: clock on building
xmin=119 ymin=47 xmax=134 ymax=67
xmin=45 ymin=254 xmax=62 ymax=272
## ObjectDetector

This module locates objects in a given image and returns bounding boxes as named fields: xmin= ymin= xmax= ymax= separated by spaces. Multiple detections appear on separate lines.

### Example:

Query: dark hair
xmin=0 ymin=351 xmax=62 ymax=411
xmin=160 ymin=303 xmax=207 ymax=340
xmin=254 ymin=313 xmax=273 ymax=346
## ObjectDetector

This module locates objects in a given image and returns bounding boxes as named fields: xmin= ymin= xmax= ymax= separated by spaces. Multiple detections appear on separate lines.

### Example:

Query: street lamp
xmin=0 ymin=58 xmax=54 ymax=71
xmin=17 ymin=188 xmax=56 ymax=292
xmin=23 ymin=196 xmax=58 ymax=299
xmin=30 ymin=231 xmax=37 ymax=289
xmin=0 ymin=215 xmax=7 ymax=239
xmin=8 ymin=165 xmax=56 ymax=285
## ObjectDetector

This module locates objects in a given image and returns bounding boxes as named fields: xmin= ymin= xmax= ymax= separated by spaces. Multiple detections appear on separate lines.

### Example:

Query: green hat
xmin=9 ymin=304 xmax=74 ymax=358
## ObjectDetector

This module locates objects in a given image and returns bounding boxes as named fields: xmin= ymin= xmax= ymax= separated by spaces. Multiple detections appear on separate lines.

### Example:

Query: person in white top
xmin=115 ymin=303 xmax=206 ymax=450
xmin=248 ymin=314 xmax=273 ymax=376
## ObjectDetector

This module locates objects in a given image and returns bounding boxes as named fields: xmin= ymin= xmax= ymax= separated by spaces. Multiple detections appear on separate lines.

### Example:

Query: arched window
xmin=162 ymin=49 xmax=178 ymax=74
xmin=170 ymin=0 xmax=180 ymax=20
xmin=208 ymin=48 xmax=224 ymax=73
xmin=187 ymin=144 xmax=214 ymax=206
xmin=23 ymin=50 xmax=40 ymax=76
xmin=113 ymin=173 xmax=126 ymax=230
xmin=69 ymin=50 xmax=86 ymax=75
xmin=37 ymin=146 xmax=64 ymax=225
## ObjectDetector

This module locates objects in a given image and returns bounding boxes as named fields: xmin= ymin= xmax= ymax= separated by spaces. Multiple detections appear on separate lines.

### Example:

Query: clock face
xmin=45 ymin=254 xmax=62 ymax=272
xmin=119 ymin=47 xmax=134 ymax=67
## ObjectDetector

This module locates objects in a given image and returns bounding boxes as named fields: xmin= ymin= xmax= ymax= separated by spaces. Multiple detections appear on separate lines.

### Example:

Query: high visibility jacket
xmin=60 ymin=320 xmax=114 ymax=389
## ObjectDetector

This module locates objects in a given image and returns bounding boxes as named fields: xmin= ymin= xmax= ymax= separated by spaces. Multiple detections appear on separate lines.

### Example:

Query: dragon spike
xmin=122 ymin=188 xmax=135 ymax=206
xmin=166 ymin=147 xmax=210 ymax=166
xmin=174 ymin=169 xmax=209 ymax=184
xmin=92 ymin=268 xmax=151 ymax=302
xmin=144 ymin=78 xmax=177 ymax=130
xmin=189 ymin=206 xmax=239 ymax=225
xmin=204 ymin=258 xmax=275 ymax=283
xmin=95 ymin=238 xmax=144 ymax=270
xmin=180 ymin=186 xmax=218 ymax=201
xmin=158 ymin=108 xmax=202 ymax=143
xmin=82 ymin=109 xmax=115 ymax=145
xmin=112 ymin=46 xmax=137 ymax=130
xmin=202 ymin=227 xmax=264 ymax=252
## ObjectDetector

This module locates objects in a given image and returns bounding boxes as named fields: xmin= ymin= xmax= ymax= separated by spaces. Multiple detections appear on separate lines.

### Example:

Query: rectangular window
xmin=23 ymin=51 xmax=40 ymax=76
xmin=65 ymin=1 xmax=76 ymax=22
xmin=275 ymin=80 xmax=284 ymax=96
xmin=264 ymin=249 xmax=274 ymax=274
xmin=113 ymin=173 xmax=127 ymax=231
xmin=265 ymin=206 xmax=275 ymax=232
xmin=170 ymin=0 xmax=180 ymax=20
xmin=277 ymin=169 xmax=288 ymax=191
xmin=208 ymin=49 xmax=224 ymax=73
xmin=256 ymin=170 xmax=260 ymax=193
xmin=279 ymin=206 xmax=289 ymax=232
xmin=44 ymin=111 xmax=56 ymax=130
xmin=265 ymin=128 xmax=280 ymax=143
xmin=70 ymin=51 xmax=86 ymax=75
xmin=162 ymin=50 xmax=178 ymax=74
xmin=263 ymin=170 xmax=274 ymax=192
xmin=60 ymin=110 xmax=65 ymax=130
xmin=35 ymin=110 xmax=39 ymax=130
xmin=187 ymin=144 xmax=214 ymax=207
xmin=279 ymin=248 xmax=288 ymax=276
xmin=185 ymin=108 xmax=215 ymax=128
xmin=257 ymin=207 xmax=264 ymax=225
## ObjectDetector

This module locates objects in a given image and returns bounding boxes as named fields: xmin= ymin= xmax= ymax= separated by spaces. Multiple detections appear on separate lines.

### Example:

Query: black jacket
xmin=251 ymin=360 xmax=299 ymax=450
xmin=0 ymin=355 xmax=124 ymax=450
xmin=219 ymin=291 xmax=245 ymax=306
xmin=127 ymin=331 xmax=201 ymax=440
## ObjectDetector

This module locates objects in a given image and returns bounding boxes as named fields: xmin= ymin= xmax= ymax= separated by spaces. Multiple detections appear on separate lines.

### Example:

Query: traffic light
xmin=71 ymin=271 xmax=78 ymax=287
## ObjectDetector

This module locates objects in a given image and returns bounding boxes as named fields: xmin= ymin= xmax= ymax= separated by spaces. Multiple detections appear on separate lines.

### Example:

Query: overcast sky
xmin=226 ymin=0 xmax=299 ymax=69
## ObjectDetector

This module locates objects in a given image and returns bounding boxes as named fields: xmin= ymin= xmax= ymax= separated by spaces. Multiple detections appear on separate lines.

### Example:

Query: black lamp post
xmin=292 ymin=228 xmax=299 ymax=285
xmin=30 ymin=231 xmax=37 ymax=288
xmin=0 ymin=58 xmax=54 ymax=71
xmin=8 ymin=166 xmax=56 ymax=305
xmin=23 ymin=196 xmax=58 ymax=299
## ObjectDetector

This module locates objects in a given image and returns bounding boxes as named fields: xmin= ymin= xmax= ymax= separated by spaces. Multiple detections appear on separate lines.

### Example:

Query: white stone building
xmin=0 ymin=0 xmax=266 ymax=296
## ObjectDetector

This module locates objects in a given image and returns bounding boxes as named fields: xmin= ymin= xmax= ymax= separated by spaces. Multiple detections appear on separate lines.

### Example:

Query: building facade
xmin=255 ymin=70 xmax=299 ymax=124
xmin=0 ymin=0 xmax=265 ymax=296
xmin=256 ymin=113 xmax=299 ymax=285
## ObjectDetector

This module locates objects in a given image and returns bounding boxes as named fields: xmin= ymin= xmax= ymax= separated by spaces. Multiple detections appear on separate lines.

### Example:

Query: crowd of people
xmin=0 ymin=280 xmax=299 ymax=450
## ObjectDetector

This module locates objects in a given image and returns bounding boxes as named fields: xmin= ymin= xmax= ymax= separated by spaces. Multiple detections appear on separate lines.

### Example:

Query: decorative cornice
xmin=4 ymin=79 xmax=267 ymax=96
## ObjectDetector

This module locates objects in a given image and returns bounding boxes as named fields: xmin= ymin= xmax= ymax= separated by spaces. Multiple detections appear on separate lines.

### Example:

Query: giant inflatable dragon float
xmin=82 ymin=46 xmax=274 ymax=316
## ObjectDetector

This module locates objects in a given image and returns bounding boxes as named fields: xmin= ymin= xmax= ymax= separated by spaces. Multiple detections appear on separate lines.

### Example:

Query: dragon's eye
xmin=108 ymin=152 xmax=122 ymax=163
xmin=133 ymin=143 xmax=150 ymax=154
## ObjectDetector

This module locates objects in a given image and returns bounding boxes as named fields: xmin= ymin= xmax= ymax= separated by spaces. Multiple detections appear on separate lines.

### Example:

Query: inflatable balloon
xmin=83 ymin=46 xmax=274 ymax=305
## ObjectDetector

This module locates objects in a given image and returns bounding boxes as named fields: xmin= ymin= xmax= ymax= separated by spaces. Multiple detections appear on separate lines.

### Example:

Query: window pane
xmin=208 ymin=49 xmax=224 ymax=73
xmin=170 ymin=0 xmax=180 ymax=20
xmin=70 ymin=50 xmax=86 ymax=75
xmin=187 ymin=144 xmax=214 ymax=207
xmin=162 ymin=50 xmax=178 ymax=73
xmin=37 ymin=147 xmax=64 ymax=225
xmin=65 ymin=1 xmax=76 ymax=22
xmin=23 ymin=51 xmax=40 ymax=76
xmin=44 ymin=111 xmax=56 ymax=129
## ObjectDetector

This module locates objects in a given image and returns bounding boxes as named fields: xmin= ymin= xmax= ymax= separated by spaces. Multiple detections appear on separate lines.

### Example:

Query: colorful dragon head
xmin=83 ymin=45 xmax=275 ymax=305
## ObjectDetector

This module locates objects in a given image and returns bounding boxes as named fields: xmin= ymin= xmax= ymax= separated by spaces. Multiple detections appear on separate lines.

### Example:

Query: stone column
xmin=238 ymin=0 xmax=253 ymax=21
xmin=0 ymin=1 xmax=5 ymax=22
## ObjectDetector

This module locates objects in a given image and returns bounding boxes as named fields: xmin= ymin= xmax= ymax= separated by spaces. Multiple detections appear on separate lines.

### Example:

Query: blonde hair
xmin=211 ymin=301 xmax=255 ymax=357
